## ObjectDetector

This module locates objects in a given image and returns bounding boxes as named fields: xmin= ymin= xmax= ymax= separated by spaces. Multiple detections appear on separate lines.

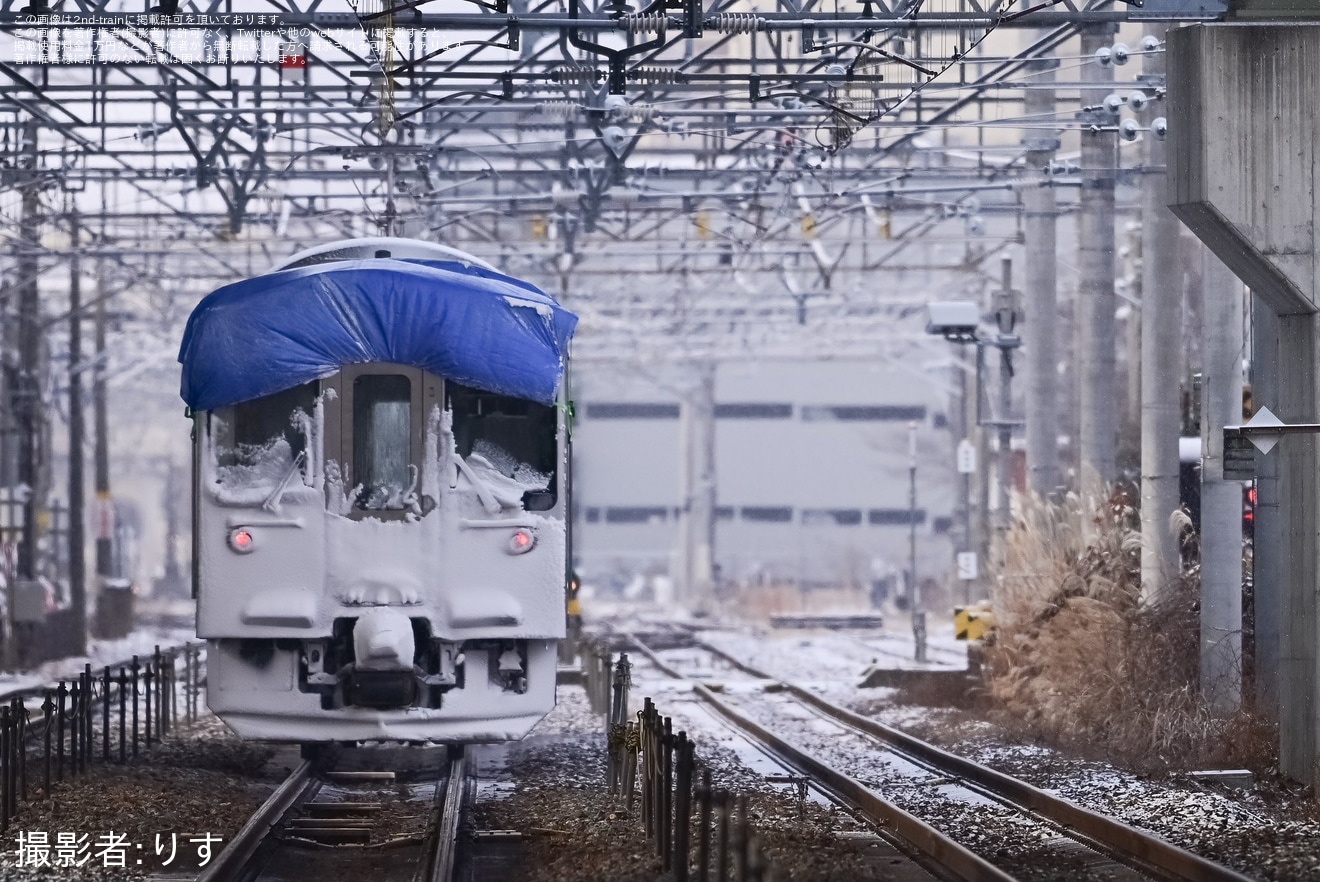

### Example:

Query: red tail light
xmin=508 ymin=530 xmax=536 ymax=555
xmin=228 ymin=529 xmax=255 ymax=553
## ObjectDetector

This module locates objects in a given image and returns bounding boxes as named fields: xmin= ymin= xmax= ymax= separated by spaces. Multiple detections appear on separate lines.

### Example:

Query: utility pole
xmin=160 ymin=461 xmax=184 ymax=597
xmin=1023 ymin=39 xmax=1059 ymax=498
xmin=1139 ymin=23 xmax=1183 ymax=608
xmin=94 ymin=265 xmax=114 ymax=584
xmin=975 ymin=341 xmax=991 ymax=598
xmin=680 ymin=362 xmax=716 ymax=610
xmin=953 ymin=353 xmax=977 ymax=606
xmin=1078 ymin=24 xmax=1119 ymax=501
xmin=908 ymin=420 xmax=926 ymax=663
xmin=16 ymin=118 xmax=41 ymax=587
xmin=5 ymin=122 xmax=36 ymax=670
xmin=1200 ymin=248 xmax=1243 ymax=713
xmin=67 ymin=221 xmax=86 ymax=655
xmin=993 ymin=258 xmax=1020 ymax=545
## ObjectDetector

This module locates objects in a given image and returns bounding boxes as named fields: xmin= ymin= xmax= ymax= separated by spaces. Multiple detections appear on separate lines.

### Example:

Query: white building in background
xmin=571 ymin=358 xmax=957 ymax=599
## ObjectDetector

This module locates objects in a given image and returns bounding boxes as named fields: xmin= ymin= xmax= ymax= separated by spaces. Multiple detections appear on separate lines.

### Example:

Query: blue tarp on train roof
xmin=178 ymin=258 xmax=578 ymax=411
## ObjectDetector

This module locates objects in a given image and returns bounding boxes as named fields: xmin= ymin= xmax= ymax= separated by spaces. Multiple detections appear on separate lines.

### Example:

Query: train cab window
xmin=213 ymin=382 xmax=317 ymax=489
xmin=353 ymin=374 xmax=413 ymax=510
xmin=447 ymin=382 xmax=558 ymax=511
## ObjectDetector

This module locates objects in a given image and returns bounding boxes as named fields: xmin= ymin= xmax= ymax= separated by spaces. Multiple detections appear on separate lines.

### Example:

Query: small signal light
xmin=508 ymin=530 xmax=536 ymax=555
xmin=228 ymin=529 xmax=256 ymax=553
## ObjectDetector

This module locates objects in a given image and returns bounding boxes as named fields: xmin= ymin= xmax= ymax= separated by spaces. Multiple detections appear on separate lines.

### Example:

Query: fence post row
xmin=629 ymin=693 xmax=778 ymax=882
xmin=579 ymin=639 xmax=615 ymax=718
xmin=71 ymin=680 xmax=80 ymax=776
xmin=662 ymin=715 xmax=673 ymax=868
xmin=144 ymin=657 xmax=154 ymax=749
xmin=640 ymin=698 xmax=654 ymax=836
xmin=102 ymin=666 xmax=110 ymax=763
xmin=41 ymin=691 xmax=52 ymax=799
xmin=577 ymin=639 xmax=774 ymax=880
xmin=82 ymin=666 xmax=92 ymax=773
xmin=154 ymin=647 xmax=163 ymax=740
xmin=607 ymin=653 xmax=631 ymax=798
xmin=674 ymin=732 xmax=692 ymax=882
xmin=0 ymin=644 xmax=203 ymax=832
xmin=56 ymin=682 xmax=66 ymax=783
xmin=15 ymin=696 xmax=26 ymax=804
xmin=131 ymin=656 xmax=140 ymax=758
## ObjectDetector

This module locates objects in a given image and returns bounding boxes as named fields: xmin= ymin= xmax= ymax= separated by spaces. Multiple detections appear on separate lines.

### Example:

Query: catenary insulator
xmin=626 ymin=104 xmax=657 ymax=122
xmin=536 ymin=101 xmax=583 ymax=121
xmin=705 ymin=13 xmax=765 ymax=34
xmin=551 ymin=67 xmax=601 ymax=84
xmin=628 ymin=67 xmax=686 ymax=85
xmin=619 ymin=12 xmax=671 ymax=33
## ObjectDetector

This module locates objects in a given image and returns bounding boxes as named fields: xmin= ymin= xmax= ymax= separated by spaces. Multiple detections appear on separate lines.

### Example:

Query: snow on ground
xmin=0 ymin=622 xmax=198 ymax=697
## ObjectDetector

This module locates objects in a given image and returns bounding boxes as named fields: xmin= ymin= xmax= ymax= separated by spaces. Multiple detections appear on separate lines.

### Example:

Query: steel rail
xmin=627 ymin=633 xmax=1017 ymax=882
xmin=196 ymin=758 xmax=317 ymax=882
xmin=696 ymin=638 xmax=1258 ymax=882
xmin=429 ymin=745 xmax=467 ymax=882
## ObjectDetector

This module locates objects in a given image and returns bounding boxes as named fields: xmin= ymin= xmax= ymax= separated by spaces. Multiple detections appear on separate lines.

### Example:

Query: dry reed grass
xmin=984 ymin=488 xmax=1275 ymax=775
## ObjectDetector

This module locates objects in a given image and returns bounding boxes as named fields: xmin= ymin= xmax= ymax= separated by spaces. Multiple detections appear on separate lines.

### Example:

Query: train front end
xmin=180 ymin=239 xmax=577 ymax=742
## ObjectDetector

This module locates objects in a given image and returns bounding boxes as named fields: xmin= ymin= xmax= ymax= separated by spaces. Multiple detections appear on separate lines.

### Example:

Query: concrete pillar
xmin=1023 ymin=46 xmax=1060 ymax=498
xmin=1078 ymin=25 xmax=1119 ymax=500
xmin=1169 ymin=22 xmax=1320 ymax=780
xmin=975 ymin=343 xmax=991 ymax=596
xmin=960 ymin=344 xmax=990 ymax=602
xmin=1277 ymin=313 xmax=1316 ymax=779
xmin=1139 ymin=23 xmax=1184 ymax=607
xmin=1199 ymin=249 xmax=1243 ymax=713
xmin=1252 ymin=299 xmax=1281 ymax=714
xmin=67 ymin=224 xmax=86 ymax=656
xmin=950 ymin=357 xmax=974 ymax=606
xmin=680 ymin=362 xmax=716 ymax=609
xmin=1123 ymin=223 xmax=1142 ymax=454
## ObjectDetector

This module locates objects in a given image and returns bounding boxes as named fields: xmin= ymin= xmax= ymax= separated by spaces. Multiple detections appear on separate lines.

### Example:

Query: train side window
xmin=213 ymin=382 xmax=317 ymax=487
xmin=447 ymin=382 xmax=557 ymax=511
xmin=353 ymin=374 xmax=413 ymax=510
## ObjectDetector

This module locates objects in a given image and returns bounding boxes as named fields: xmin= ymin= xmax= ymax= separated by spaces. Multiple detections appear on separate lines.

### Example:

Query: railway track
xmin=626 ymin=632 xmax=1256 ymax=882
xmin=199 ymin=744 xmax=469 ymax=882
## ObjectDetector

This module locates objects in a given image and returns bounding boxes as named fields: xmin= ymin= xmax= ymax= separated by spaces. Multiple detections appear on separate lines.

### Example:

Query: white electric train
xmin=180 ymin=238 xmax=577 ymax=742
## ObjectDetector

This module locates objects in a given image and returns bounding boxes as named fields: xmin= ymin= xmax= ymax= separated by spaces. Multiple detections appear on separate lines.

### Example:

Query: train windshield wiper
xmin=262 ymin=450 xmax=308 ymax=514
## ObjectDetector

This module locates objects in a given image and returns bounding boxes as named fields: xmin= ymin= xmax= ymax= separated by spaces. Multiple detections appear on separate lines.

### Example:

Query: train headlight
xmin=508 ymin=529 xmax=536 ymax=555
xmin=228 ymin=528 xmax=256 ymax=554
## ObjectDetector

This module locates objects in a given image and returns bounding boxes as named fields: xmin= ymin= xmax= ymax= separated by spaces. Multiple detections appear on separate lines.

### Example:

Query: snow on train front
xmin=179 ymin=238 xmax=577 ymax=742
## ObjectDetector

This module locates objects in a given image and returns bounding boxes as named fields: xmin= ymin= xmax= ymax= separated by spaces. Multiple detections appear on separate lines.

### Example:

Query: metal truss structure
xmin=0 ymin=0 xmax=1223 ymax=368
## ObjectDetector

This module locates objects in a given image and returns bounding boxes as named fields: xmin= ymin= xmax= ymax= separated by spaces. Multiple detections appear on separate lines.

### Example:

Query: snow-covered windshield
xmin=212 ymin=382 xmax=317 ymax=499
xmin=448 ymin=381 xmax=558 ymax=511
xmin=472 ymin=439 xmax=551 ymax=491
xmin=353 ymin=374 xmax=415 ymax=510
